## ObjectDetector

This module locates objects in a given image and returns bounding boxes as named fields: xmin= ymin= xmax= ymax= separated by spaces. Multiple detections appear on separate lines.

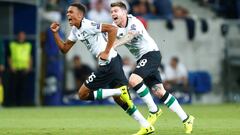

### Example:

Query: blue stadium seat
xmin=188 ymin=71 xmax=212 ymax=93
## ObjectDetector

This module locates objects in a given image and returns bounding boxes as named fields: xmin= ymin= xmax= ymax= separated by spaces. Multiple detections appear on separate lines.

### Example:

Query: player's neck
xmin=76 ymin=18 xmax=83 ymax=29
xmin=120 ymin=15 xmax=128 ymax=28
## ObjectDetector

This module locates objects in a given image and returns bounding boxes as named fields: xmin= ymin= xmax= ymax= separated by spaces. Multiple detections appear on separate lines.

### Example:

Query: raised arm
xmin=98 ymin=24 xmax=118 ymax=60
xmin=50 ymin=22 xmax=75 ymax=54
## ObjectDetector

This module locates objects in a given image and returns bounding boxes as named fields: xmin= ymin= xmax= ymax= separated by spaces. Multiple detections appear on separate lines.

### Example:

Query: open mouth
xmin=113 ymin=17 xmax=118 ymax=21
xmin=68 ymin=18 xmax=72 ymax=22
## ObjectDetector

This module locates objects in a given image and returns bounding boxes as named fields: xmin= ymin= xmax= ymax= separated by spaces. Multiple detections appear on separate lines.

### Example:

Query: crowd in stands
xmin=192 ymin=0 xmax=240 ymax=19
xmin=38 ymin=0 xmax=240 ymax=28
xmin=40 ymin=0 xmax=175 ymax=23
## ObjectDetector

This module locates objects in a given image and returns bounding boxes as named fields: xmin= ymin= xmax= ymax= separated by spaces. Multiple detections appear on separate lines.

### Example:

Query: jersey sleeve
xmin=84 ymin=21 xmax=102 ymax=34
xmin=68 ymin=27 xmax=78 ymax=42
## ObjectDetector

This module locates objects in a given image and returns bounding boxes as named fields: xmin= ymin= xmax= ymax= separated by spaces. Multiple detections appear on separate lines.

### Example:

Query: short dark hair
xmin=70 ymin=3 xmax=87 ymax=15
xmin=110 ymin=1 xmax=127 ymax=10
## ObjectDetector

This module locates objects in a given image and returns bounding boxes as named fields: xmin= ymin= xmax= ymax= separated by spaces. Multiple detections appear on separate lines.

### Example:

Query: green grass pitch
xmin=0 ymin=104 xmax=240 ymax=135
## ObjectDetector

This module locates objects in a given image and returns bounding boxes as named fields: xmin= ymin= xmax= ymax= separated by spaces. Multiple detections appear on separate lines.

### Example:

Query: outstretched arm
xmin=50 ymin=22 xmax=75 ymax=54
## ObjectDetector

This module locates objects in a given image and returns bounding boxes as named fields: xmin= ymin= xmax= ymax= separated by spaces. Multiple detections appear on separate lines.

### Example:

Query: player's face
xmin=111 ymin=6 xmax=126 ymax=26
xmin=67 ymin=6 xmax=83 ymax=27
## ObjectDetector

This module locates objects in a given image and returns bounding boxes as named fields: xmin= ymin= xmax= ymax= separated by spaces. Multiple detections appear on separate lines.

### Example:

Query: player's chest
xmin=117 ymin=24 xmax=135 ymax=38
xmin=75 ymin=30 xmax=91 ymax=40
xmin=117 ymin=28 xmax=129 ymax=38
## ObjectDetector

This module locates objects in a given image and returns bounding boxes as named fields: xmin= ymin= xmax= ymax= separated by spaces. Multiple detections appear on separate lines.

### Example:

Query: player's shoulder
xmin=127 ymin=14 xmax=136 ymax=23
xmin=81 ymin=18 xmax=92 ymax=28
xmin=128 ymin=14 xmax=139 ymax=22
xmin=82 ymin=18 xmax=101 ymax=29
xmin=127 ymin=14 xmax=135 ymax=19
xmin=127 ymin=14 xmax=142 ymax=25
xmin=70 ymin=25 xmax=78 ymax=34
xmin=127 ymin=14 xmax=143 ymax=31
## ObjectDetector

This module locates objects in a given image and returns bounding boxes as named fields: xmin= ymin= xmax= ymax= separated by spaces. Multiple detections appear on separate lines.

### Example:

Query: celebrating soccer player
xmin=50 ymin=3 xmax=154 ymax=135
xmin=110 ymin=1 xmax=194 ymax=134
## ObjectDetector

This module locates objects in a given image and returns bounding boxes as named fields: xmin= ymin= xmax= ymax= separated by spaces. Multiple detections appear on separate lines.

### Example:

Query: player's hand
xmin=50 ymin=22 xmax=60 ymax=33
xmin=98 ymin=51 xmax=109 ymax=61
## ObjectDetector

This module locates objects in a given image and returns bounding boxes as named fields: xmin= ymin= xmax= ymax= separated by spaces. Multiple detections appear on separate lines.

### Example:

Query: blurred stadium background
xmin=0 ymin=0 xmax=240 ymax=134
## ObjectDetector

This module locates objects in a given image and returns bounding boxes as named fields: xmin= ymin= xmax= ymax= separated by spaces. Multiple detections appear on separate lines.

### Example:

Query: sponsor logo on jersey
xmin=130 ymin=24 xmax=136 ymax=30
xmin=91 ymin=22 xmax=101 ymax=29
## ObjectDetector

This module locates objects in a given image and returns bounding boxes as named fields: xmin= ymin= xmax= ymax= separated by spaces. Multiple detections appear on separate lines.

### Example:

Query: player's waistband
xmin=98 ymin=53 xmax=119 ymax=66
xmin=137 ymin=50 xmax=161 ymax=60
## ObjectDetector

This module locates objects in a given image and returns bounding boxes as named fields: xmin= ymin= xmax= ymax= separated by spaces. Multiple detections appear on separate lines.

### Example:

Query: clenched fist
xmin=50 ymin=22 xmax=60 ymax=33
xmin=98 ymin=51 xmax=109 ymax=60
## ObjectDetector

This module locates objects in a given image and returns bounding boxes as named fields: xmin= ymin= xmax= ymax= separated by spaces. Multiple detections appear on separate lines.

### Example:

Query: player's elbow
xmin=60 ymin=49 xmax=68 ymax=54
xmin=60 ymin=47 xmax=69 ymax=54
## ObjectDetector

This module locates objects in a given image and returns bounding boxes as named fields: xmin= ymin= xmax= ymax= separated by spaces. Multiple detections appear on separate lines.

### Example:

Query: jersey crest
xmin=130 ymin=24 xmax=136 ymax=30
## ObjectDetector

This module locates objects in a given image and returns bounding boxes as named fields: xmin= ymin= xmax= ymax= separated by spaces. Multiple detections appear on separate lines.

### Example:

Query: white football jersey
xmin=68 ymin=18 xmax=117 ymax=60
xmin=114 ymin=14 xmax=159 ymax=60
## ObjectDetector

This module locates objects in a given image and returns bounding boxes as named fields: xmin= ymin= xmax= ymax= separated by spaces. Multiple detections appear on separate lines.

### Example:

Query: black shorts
xmin=84 ymin=54 xmax=128 ymax=90
xmin=133 ymin=51 xmax=162 ymax=88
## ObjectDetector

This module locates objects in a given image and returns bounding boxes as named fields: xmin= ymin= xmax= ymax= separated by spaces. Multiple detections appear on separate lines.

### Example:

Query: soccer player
xmin=110 ymin=2 xmax=195 ymax=134
xmin=50 ymin=3 xmax=154 ymax=135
